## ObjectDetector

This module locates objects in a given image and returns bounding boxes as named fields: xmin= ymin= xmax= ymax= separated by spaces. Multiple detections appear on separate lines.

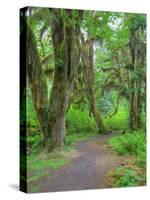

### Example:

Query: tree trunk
xmin=129 ymin=31 xmax=143 ymax=130
xmin=26 ymin=22 xmax=49 ymax=145
xmin=82 ymin=38 xmax=107 ymax=133
xmin=49 ymin=74 xmax=72 ymax=147
xmin=49 ymin=9 xmax=82 ymax=148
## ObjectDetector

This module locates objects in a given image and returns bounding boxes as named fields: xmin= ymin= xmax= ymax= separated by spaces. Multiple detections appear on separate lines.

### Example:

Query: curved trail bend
xmin=29 ymin=134 xmax=130 ymax=193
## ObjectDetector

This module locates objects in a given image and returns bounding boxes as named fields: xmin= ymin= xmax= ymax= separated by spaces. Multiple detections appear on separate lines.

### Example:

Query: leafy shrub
xmin=27 ymin=88 xmax=38 ymax=128
xmin=109 ymin=130 xmax=146 ymax=167
xmin=27 ymin=134 xmax=41 ymax=147
xmin=114 ymin=167 xmax=145 ymax=187
xmin=66 ymin=106 xmax=97 ymax=134
xmin=27 ymin=133 xmax=42 ymax=154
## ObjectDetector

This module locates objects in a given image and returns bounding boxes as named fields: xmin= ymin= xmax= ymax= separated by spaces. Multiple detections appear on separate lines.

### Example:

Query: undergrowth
xmin=109 ymin=130 xmax=146 ymax=167
xmin=26 ymin=105 xmax=98 ymax=154
xmin=112 ymin=167 xmax=146 ymax=187
xmin=66 ymin=106 xmax=97 ymax=134
xmin=108 ymin=130 xmax=146 ymax=187
xmin=104 ymin=106 xmax=129 ymax=131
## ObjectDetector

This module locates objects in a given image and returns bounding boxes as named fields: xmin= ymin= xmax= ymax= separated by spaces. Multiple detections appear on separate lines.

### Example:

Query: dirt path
xmin=28 ymin=133 xmax=131 ymax=193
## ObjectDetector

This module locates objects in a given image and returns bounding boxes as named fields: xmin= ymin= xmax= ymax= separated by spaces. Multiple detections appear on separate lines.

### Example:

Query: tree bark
xmin=129 ymin=30 xmax=145 ymax=130
xmin=49 ymin=9 xmax=83 ymax=148
xmin=26 ymin=22 xmax=49 ymax=145
xmin=87 ymin=39 xmax=107 ymax=133
xmin=81 ymin=37 xmax=107 ymax=133
xmin=129 ymin=42 xmax=139 ymax=130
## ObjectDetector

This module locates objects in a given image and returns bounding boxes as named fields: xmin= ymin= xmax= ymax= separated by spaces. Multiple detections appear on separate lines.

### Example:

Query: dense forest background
xmin=20 ymin=7 xmax=146 ymax=192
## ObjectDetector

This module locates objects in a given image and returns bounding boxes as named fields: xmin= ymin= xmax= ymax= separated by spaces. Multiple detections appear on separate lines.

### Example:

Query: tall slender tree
xmin=81 ymin=34 xmax=107 ymax=133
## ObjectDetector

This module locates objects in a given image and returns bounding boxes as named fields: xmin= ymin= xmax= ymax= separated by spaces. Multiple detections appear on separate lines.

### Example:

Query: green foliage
xmin=26 ymin=87 xmax=42 ymax=154
xmin=27 ymin=134 xmax=41 ymax=146
xmin=66 ymin=106 xmax=97 ymax=134
xmin=27 ymin=87 xmax=38 ymax=127
xmin=104 ymin=106 xmax=129 ymax=131
xmin=83 ymin=11 xmax=112 ymax=40
xmin=114 ymin=167 xmax=145 ymax=187
xmin=109 ymin=130 xmax=146 ymax=167
xmin=27 ymin=133 xmax=42 ymax=154
xmin=108 ymin=129 xmax=146 ymax=187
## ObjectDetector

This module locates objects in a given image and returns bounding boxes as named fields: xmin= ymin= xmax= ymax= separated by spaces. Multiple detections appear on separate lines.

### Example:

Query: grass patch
xmin=28 ymin=157 xmax=70 ymax=171
xmin=30 ymin=185 xmax=40 ymax=193
xmin=65 ymin=132 xmax=99 ymax=146
xmin=28 ymin=171 xmax=49 ymax=183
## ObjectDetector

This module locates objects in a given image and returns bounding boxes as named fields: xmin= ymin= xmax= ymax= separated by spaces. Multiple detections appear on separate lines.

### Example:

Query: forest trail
xmin=28 ymin=133 xmax=132 ymax=193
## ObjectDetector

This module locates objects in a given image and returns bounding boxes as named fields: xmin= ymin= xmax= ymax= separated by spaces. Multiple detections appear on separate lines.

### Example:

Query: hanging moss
xmin=26 ymin=21 xmax=49 ymax=145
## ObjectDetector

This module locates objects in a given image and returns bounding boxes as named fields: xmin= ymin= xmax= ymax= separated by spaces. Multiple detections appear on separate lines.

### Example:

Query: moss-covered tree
xmin=81 ymin=35 xmax=107 ymax=133
xmin=128 ymin=14 xmax=146 ymax=129
xmin=26 ymin=22 xmax=49 ymax=146
xmin=26 ymin=8 xmax=83 ymax=149
xmin=48 ymin=9 xmax=83 ymax=147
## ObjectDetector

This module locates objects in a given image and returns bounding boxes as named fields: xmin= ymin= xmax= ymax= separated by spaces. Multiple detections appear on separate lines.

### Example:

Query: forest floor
xmin=27 ymin=133 xmax=134 ymax=193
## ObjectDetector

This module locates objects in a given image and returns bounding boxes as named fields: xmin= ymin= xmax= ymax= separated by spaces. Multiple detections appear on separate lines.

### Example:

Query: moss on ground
xmin=28 ymin=157 xmax=70 ymax=171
